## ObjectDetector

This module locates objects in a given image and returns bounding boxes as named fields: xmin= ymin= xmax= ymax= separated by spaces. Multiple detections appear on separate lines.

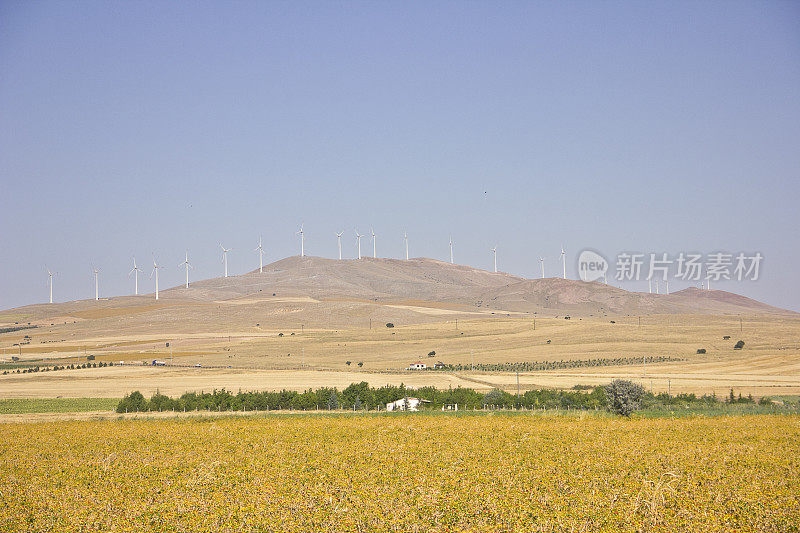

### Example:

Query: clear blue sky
xmin=1 ymin=1 xmax=798 ymax=311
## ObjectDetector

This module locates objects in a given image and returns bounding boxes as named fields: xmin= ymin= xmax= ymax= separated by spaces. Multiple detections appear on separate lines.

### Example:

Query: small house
xmin=408 ymin=362 xmax=427 ymax=370
xmin=386 ymin=397 xmax=430 ymax=412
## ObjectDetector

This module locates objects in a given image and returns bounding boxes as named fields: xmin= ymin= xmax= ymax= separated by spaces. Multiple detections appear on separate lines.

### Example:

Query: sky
xmin=1 ymin=1 xmax=798 ymax=311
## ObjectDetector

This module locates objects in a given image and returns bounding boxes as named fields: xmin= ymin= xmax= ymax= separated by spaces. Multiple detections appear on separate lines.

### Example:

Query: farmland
xmin=1 ymin=414 xmax=798 ymax=532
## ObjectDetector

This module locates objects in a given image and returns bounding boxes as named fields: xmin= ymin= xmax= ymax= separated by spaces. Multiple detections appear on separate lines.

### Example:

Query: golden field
xmin=2 ymin=314 xmax=800 ymax=400
xmin=1 ymin=414 xmax=798 ymax=532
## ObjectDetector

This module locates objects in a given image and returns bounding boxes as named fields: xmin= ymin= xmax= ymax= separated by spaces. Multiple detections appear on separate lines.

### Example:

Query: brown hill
xmin=0 ymin=256 xmax=793 ymax=329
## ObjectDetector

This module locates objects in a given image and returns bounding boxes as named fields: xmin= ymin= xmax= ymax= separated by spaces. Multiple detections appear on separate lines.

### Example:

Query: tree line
xmin=116 ymin=380 xmax=767 ymax=416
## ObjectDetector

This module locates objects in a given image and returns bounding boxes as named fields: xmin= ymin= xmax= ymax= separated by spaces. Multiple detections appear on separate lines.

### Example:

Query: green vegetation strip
xmin=0 ymin=398 xmax=119 ymax=414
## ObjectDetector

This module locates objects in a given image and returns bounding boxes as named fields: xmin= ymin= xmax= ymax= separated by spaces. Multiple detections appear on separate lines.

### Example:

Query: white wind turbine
xmin=46 ymin=267 xmax=55 ymax=304
xmin=92 ymin=266 xmax=100 ymax=301
xmin=179 ymin=250 xmax=193 ymax=288
xmin=491 ymin=247 xmax=497 ymax=273
xmin=371 ymin=228 xmax=376 ymax=258
xmin=336 ymin=231 xmax=343 ymax=260
xmin=560 ymin=246 xmax=566 ymax=279
xmin=220 ymin=243 xmax=231 ymax=278
xmin=355 ymin=230 xmax=364 ymax=259
xmin=129 ymin=258 xmax=142 ymax=295
xmin=539 ymin=257 xmax=546 ymax=279
xmin=404 ymin=232 xmax=409 ymax=260
xmin=656 ymin=279 xmax=660 ymax=295
xmin=296 ymin=224 xmax=305 ymax=257
xmin=255 ymin=236 xmax=265 ymax=273
xmin=665 ymin=280 xmax=669 ymax=295
xmin=151 ymin=255 xmax=164 ymax=300
xmin=648 ymin=278 xmax=652 ymax=294
xmin=449 ymin=236 xmax=454 ymax=264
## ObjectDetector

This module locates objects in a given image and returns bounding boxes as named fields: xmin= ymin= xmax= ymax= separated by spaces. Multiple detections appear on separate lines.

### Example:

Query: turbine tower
xmin=665 ymin=280 xmax=669 ymax=295
xmin=179 ymin=250 xmax=193 ymax=288
xmin=129 ymin=258 xmax=142 ymax=295
xmin=220 ymin=243 xmax=231 ymax=278
xmin=404 ymin=232 xmax=409 ymax=260
xmin=560 ymin=246 xmax=566 ymax=279
xmin=449 ymin=236 xmax=454 ymax=264
xmin=296 ymin=224 xmax=305 ymax=257
xmin=46 ymin=267 xmax=55 ymax=304
xmin=92 ymin=266 xmax=100 ymax=301
xmin=355 ymin=230 xmax=363 ymax=259
xmin=491 ymin=247 xmax=497 ymax=273
xmin=656 ymin=279 xmax=660 ymax=295
xmin=255 ymin=236 xmax=265 ymax=273
xmin=336 ymin=232 xmax=343 ymax=260
xmin=539 ymin=257 xmax=546 ymax=279
xmin=151 ymin=256 xmax=163 ymax=300
xmin=649 ymin=278 xmax=652 ymax=294
xmin=371 ymin=228 xmax=376 ymax=258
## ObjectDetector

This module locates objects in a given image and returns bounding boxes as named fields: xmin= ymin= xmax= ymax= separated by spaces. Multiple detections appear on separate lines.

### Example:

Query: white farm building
xmin=386 ymin=397 xmax=430 ymax=412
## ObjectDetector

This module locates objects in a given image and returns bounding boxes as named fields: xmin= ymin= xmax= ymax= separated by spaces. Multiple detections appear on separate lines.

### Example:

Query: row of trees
xmin=117 ymin=380 xmax=738 ymax=416
xmin=433 ymin=356 xmax=682 ymax=372
xmin=2 ymin=361 xmax=114 ymax=375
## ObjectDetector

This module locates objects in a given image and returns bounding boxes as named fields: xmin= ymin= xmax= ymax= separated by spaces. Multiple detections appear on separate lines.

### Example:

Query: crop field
xmin=1 ymin=414 xmax=798 ymax=532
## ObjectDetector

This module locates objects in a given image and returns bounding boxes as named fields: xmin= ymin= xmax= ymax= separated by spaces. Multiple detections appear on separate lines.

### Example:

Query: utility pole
xmin=668 ymin=379 xmax=671 ymax=397
xmin=533 ymin=317 xmax=536 ymax=330
xmin=470 ymin=350 xmax=474 ymax=371
xmin=740 ymin=316 xmax=743 ymax=332
xmin=638 ymin=316 xmax=641 ymax=328
xmin=516 ymin=370 xmax=520 ymax=399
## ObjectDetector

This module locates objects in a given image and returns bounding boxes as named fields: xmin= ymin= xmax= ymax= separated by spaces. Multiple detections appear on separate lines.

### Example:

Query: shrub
xmin=428 ymin=351 xmax=435 ymax=356
xmin=697 ymin=348 xmax=706 ymax=354
xmin=734 ymin=340 xmax=745 ymax=350
xmin=386 ymin=323 xmax=394 ymax=328
xmin=345 ymin=361 xmax=351 ymax=366
xmin=357 ymin=362 xmax=363 ymax=367
xmin=605 ymin=379 xmax=645 ymax=416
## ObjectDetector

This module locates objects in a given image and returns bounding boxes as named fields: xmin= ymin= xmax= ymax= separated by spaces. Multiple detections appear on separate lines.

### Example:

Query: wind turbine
xmin=560 ymin=246 xmax=566 ymax=279
xmin=656 ymin=279 xmax=660 ymax=295
xmin=129 ymin=258 xmax=142 ymax=295
xmin=404 ymin=232 xmax=409 ymax=260
xmin=92 ymin=266 xmax=100 ymax=301
xmin=151 ymin=256 xmax=164 ymax=300
xmin=539 ymin=257 xmax=546 ymax=279
xmin=449 ymin=236 xmax=454 ymax=264
xmin=296 ymin=224 xmax=305 ymax=257
xmin=648 ymin=278 xmax=652 ymax=294
xmin=665 ymin=280 xmax=669 ymax=295
xmin=255 ymin=236 xmax=265 ymax=273
xmin=46 ymin=267 xmax=55 ymax=304
xmin=179 ymin=250 xmax=193 ymax=288
xmin=220 ymin=243 xmax=231 ymax=277
xmin=371 ymin=228 xmax=376 ymax=258
xmin=336 ymin=232 xmax=343 ymax=260
xmin=491 ymin=247 xmax=497 ymax=273
xmin=355 ymin=230 xmax=364 ymax=259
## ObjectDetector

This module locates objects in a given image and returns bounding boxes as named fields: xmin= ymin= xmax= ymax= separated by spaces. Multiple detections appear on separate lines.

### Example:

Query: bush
xmin=428 ymin=351 xmax=435 ymax=356
xmin=697 ymin=348 xmax=706 ymax=354
xmin=734 ymin=340 xmax=745 ymax=350
xmin=386 ymin=323 xmax=394 ymax=328
xmin=605 ymin=379 xmax=645 ymax=416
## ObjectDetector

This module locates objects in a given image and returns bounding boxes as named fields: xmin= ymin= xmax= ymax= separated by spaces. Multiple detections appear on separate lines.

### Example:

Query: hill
xmin=0 ymin=256 xmax=793 ymax=330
